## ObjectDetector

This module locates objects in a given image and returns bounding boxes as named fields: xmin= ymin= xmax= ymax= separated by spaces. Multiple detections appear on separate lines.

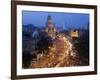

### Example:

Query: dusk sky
xmin=22 ymin=11 xmax=89 ymax=29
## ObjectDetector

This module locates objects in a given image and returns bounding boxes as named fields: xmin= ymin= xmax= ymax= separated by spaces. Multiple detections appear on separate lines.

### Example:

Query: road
xmin=30 ymin=34 xmax=88 ymax=68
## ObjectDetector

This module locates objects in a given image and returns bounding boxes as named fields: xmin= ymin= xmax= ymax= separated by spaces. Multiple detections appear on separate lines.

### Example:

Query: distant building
xmin=44 ymin=15 xmax=57 ymax=39
xmin=70 ymin=29 xmax=79 ymax=39
xmin=62 ymin=22 xmax=66 ymax=30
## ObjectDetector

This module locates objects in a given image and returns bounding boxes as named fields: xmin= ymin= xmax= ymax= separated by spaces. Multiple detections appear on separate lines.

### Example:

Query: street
xmin=30 ymin=34 xmax=88 ymax=68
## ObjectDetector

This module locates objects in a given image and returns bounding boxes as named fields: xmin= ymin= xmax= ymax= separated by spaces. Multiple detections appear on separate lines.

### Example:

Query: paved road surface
xmin=30 ymin=34 xmax=88 ymax=68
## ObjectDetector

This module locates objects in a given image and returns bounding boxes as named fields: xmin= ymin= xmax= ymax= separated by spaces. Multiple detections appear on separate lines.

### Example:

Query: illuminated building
xmin=45 ymin=15 xmax=57 ymax=39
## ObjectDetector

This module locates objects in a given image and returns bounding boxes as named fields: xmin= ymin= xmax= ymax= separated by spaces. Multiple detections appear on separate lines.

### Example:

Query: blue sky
xmin=22 ymin=11 xmax=89 ymax=29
